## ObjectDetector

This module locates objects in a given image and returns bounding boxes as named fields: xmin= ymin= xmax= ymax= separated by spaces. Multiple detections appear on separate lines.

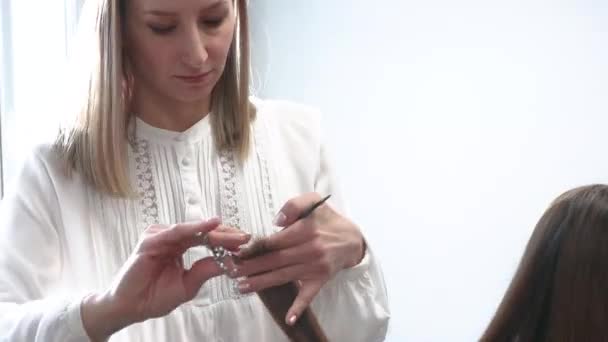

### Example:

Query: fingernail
xmin=238 ymin=282 xmax=251 ymax=293
xmin=273 ymin=212 xmax=287 ymax=226
xmin=235 ymin=245 xmax=253 ymax=259
xmin=206 ymin=217 xmax=221 ymax=225
xmin=287 ymin=314 xmax=297 ymax=325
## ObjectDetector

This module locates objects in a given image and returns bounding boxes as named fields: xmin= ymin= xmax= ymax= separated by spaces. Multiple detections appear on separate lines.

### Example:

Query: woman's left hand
xmin=234 ymin=192 xmax=366 ymax=325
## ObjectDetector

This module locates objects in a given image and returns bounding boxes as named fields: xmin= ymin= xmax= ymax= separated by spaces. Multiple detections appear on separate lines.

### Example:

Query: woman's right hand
xmin=81 ymin=218 xmax=250 ymax=341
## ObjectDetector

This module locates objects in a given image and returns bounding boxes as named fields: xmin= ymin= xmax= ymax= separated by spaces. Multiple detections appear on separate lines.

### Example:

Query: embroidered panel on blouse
xmin=128 ymin=118 xmax=278 ymax=305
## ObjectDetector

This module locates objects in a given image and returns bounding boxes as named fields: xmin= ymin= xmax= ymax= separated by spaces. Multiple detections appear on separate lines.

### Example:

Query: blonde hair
xmin=55 ymin=0 xmax=255 ymax=197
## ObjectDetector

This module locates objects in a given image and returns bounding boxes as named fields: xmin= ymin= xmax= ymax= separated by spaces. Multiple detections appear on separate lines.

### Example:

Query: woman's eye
xmin=201 ymin=17 xmax=225 ymax=28
xmin=149 ymin=25 xmax=176 ymax=35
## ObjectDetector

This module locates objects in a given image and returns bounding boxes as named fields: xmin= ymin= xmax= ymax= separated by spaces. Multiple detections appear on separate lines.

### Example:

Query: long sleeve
xmin=312 ymin=142 xmax=391 ymax=342
xmin=0 ymin=146 xmax=90 ymax=341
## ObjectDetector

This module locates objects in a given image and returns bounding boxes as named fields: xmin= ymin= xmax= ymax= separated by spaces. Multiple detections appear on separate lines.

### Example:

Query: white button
xmin=187 ymin=197 xmax=198 ymax=205
xmin=174 ymin=135 xmax=185 ymax=142
xmin=182 ymin=157 xmax=191 ymax=166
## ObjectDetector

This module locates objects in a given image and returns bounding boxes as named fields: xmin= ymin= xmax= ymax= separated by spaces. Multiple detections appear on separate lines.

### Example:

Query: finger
xmin=183 ymin=257 xmax=223 ymax=299
xmin=137 ymin=224 xmax=167 ymax=252
xmin=285 ymin=281 xmax=322 ymax=326
xmin=151 ymin=218 xmax=222 ymax=247
xmin=234 ymin=236 xmax=268 ymax=260
xmin=179 ymin=233 xmax=212 ymax=251
xmin=237 ymin=264 xmax=309 ymax=294
xmin=252 ymin=220 xmax=312 ymax=253
xmin=273 ymin=192 xmax=323 ymax=227
xmin=206 ymin=231 xmax=251 ymax=250
xmin=215 ymin=225 xmax=247 ymax=234
xmin=177 ymin=231 xmax=250 ymax=257
xmin=160 ymin=231 xmax=251 ymax=259
xmin=142 ymin=224 xmax=165 ymax=236
xmin=235 ymin=242 xmax=313 ymax=277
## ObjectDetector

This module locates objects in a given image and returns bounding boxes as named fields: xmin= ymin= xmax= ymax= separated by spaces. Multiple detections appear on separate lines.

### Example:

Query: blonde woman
xmin=0 ymin=0 xmax=389 ymax=341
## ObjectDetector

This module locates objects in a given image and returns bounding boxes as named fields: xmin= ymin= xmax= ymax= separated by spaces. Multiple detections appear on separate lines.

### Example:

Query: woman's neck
xmin=132 ymin=91 xmax=211 ymax=132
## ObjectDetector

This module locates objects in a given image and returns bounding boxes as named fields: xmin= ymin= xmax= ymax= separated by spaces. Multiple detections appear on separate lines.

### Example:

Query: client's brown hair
xmin=237 ymin=239 xmax=329 ymax=342
xmin=481 ymin=184 xmax=608 ymax=341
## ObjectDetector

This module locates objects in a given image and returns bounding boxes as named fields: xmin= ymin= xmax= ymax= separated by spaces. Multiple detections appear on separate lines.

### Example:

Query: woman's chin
xmin=171 ymin=90 xmax=213 ymax=106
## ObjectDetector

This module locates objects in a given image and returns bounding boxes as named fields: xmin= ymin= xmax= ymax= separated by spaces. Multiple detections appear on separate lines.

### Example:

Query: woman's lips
xmin=175 ymin=71 xmax=213 ymax=84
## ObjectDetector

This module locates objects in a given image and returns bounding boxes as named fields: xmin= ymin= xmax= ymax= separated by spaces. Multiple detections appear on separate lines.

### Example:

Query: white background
xmin=0 ymin=0 xmax=76 ymax=191
xmin=2 ymin=1 xmax=608 ymax=340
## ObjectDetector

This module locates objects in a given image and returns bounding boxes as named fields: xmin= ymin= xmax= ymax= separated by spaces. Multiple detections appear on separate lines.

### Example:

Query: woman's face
xmin=124 ymin=0 xmax=236 ymax=105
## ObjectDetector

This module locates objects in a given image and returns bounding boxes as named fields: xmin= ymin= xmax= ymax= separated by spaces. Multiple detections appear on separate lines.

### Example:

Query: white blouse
xmin=0 ymin=99 xmax=390 ymax=342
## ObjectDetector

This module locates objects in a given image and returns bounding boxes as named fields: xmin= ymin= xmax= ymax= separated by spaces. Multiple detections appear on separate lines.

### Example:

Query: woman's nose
xmin=180 ymin=26 xmax=209 ymax=69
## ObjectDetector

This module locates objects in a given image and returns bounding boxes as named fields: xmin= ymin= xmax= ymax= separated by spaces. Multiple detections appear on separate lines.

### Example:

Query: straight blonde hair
xmin=55 ymin=0 xmax=255 ymax=197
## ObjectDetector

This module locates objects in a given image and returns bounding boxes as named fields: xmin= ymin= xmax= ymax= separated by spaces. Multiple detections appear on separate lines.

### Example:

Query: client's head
xmin=482 ymin=184 xmax=608 ymax=342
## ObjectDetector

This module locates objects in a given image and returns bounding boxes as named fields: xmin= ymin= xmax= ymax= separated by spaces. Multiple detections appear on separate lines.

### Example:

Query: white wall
xmin=0 ymin=0 xmax=77 ymax=191
xmin=249 ymin=1 xmax=608 ymax=341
